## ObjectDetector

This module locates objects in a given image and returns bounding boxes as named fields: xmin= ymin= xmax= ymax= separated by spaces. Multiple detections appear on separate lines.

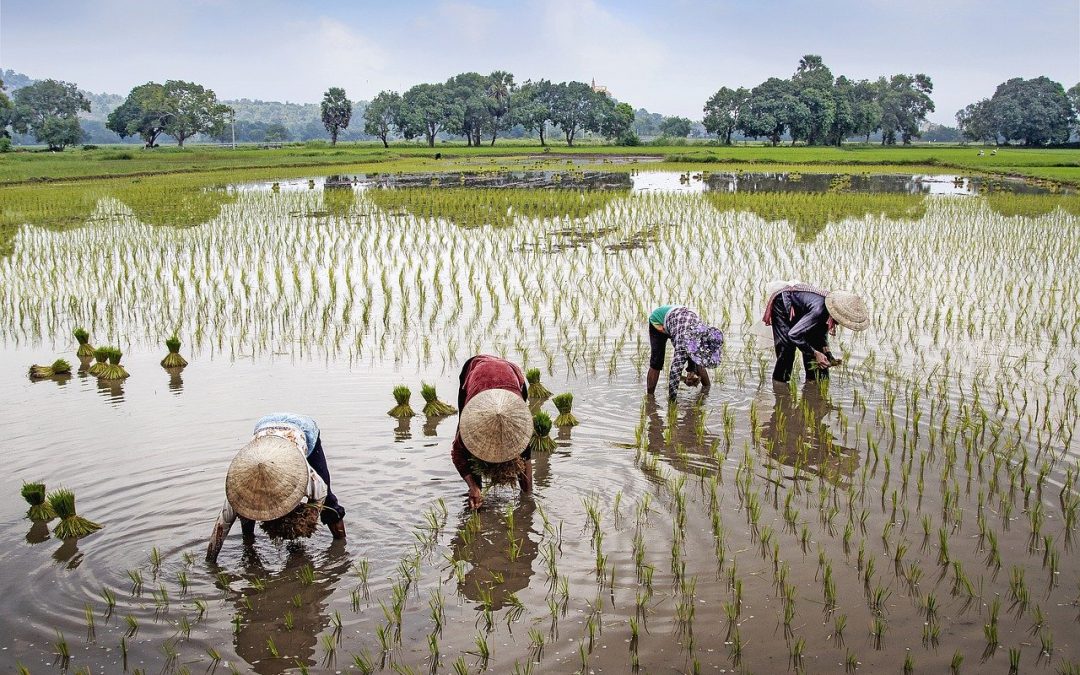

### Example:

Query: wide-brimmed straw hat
xmin=686 ymin=325 xmax=725 ymax=368
xmin=225 ymin=435 xmax=309 ymax=521
xmin=460 ymin=389 xmax=532 ymax=464
xmin=825 ymin=291 xmax=869 ymax=331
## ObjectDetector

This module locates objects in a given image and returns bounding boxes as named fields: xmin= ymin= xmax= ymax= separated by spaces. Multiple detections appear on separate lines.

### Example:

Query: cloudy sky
xmin=2 ymin=0 xmax=1077 ymax=124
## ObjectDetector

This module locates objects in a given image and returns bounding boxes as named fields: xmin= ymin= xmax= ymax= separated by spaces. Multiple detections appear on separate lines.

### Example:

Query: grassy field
xmin=1 ymin=141 xmax=1077 ymax=185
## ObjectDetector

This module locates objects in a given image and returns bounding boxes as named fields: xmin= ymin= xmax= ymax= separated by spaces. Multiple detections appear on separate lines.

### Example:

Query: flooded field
xmin=1 ymin=171 xmax=1078 ymax=673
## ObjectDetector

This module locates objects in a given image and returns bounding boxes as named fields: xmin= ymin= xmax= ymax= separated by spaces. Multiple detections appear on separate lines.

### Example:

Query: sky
xmin=1 ymin=0 xmax=1078 ymax=124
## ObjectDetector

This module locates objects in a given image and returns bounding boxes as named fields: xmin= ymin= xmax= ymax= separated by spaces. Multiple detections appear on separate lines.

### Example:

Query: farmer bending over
xmin=646 ymin=305 xmax=725 ymax=400
xmin=763 ymin=282 xmax=868 ymax=383
xmin=452 ymin=355 xmax=533 ymax=510
xmin=206 ymin=413 xmax=346 ymax=562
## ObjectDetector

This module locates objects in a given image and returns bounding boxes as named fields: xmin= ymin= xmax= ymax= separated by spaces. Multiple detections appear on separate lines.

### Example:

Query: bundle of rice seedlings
xmin=28 ymin=359 xmax=72 ymax=379
xmin=98 ymin=348 xmax=130 ymax=381
xmin=525 ymin=368 xmax=552 ymax=401
xmin=387 ymin=385 xmax=415 ymax=418
xmin=73 ymin=327 xmax=94 ymax=358
xmin=160 ymin=335 xmax=188 ymax=368
xmin=88 ymin=347 xmax=109 ymax=377
xmin=22 ymin=482 xmax=57 ymax=521
xmin=260 ymin=501 xmax=323 ymax=540
xmin=552 ymin=393 xmax=579 ymax=427
xmin=48 ymin=489 xmax=103 ymax=539
xmin=420 ymin=382 xmax=457 ymax=416
xmin=528 ymin=411 xmax=556 ymax=454
xmin=469 ymin=456 xmax=527 ymax=486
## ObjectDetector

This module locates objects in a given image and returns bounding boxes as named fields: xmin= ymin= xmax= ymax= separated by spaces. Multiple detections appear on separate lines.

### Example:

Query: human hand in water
xmin=468 ymin=485 xmax=484 ymax=510
xmin=813 ymin=350 xmax=831 ymax=371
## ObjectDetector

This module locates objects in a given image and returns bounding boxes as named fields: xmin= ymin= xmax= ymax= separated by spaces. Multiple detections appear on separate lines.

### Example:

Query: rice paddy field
xmin=1 ymin=166 xmax=1079 ymax=674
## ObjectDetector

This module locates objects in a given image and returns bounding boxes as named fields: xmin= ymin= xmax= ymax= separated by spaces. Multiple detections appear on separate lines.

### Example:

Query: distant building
xmin=591 ymin=78 xmax=610 ymax=96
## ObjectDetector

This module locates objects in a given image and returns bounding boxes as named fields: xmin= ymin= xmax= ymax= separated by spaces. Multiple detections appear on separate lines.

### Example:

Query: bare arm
xmin=205 ymin=501 xmax=237 ymax=563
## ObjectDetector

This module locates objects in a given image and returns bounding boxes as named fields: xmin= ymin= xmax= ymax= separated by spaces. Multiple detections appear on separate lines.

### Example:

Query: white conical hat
xmin=460 ymin=389 xmax=532 ymax=464
xmin=825 ymin=290 xmax=870 ymax=331
xmin=225 ymin=435 xmax=308 ymax=521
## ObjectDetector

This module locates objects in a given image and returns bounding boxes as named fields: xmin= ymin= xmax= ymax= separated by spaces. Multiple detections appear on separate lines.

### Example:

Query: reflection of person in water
xmin=230 ymin=541 xmax=352 ymax=675
xmin=448 ymin=499 xmax=539 ymax=611
xmin=641 ymin=395 xmax=721 ymax=478
xmin=760 ymin=382 xmax=859 ymax=485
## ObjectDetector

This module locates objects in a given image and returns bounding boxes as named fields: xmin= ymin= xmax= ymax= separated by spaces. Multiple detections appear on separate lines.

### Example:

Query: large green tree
xmin=877 ymin=74 xmax=934 ymax=145
xmin=445 ymin=72 xmax=489 ymax=146
xmin=738 ymin=78 xmax=802 ymax=146
xmin=401 ymin=82 xmax=454 ymax=147
xmin=485 ymin=70 xmax=515 ymax=146
xmin=106 ymin=82 xmax=171 ymax=147
xmin=549 ymin=81 xmax=603 ymax=146
xmin=510 ymin=79 xmax=553 ymax=145
xmin=702 ymin=86 xmax=749 ymax=144
xmin=790 ymin=55 xmax=835 ymax=145
xmin=363 ymin=91 xmax=402 ymax=148
xmin=320 ymin=87 xmax=352 ymax=146
xmin=11 ymin=79 xmax=90 ymax=150
xmin=163 ymin=80 xmax=231 ymax=148
xmin=0 ymin=77 xmax=12 ymax=138
xmin=989 ymin=77 xmax=1072 ymax=145
xmin=1069 ymin=83 xmax=1080 ymax=139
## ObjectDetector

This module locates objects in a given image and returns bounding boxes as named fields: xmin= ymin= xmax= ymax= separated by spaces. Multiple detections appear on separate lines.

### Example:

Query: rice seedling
xmin=47 ymin=488 xmax=102 ymax=538
xmin=420 ymin=382 xmax=456 ymax=416
xmin=388 ymin=385 xmax=416 ymax=418
xmin=552 ymin=392 xmax=579 ymax=426
xmin=53 ymin=629 xmax=70 ymax=668
xmin=94 ymin=346 xmax=130 ymax=380
xmin=160 ymin=334 xmax=188 ymax=367
xmin=21 ymin=481 xmax=56 ymax=521
xmin=525 ymin=368 xmax=552 ymax=400
xmin=73 ymin=326 xmax=94 ymax=358
xmin=28 ymin=358 xmax=72 ymax=379
xmin=527 ymin=411 xmax=556 ymax=453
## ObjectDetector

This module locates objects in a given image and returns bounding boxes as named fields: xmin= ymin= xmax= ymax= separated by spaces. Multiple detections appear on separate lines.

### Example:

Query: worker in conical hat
xmin=452 ymin=355 xmax=534 ymax=510
xmin=646 ymin=305 xmax=725 ymax=401
xmin=206 ymin=413 xmax=346 ymax=562
xmin=762 ymin=282 xmax=869 ymax=383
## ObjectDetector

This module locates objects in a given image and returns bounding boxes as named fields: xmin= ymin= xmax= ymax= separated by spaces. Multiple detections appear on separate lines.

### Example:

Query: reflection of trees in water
xmin=759 ymin=382 xmax=859 ymax=486
xmin=111 ymin=180 xmax=236 ymax=228
xmin=366 ymin=187 xmax=622 ymax=229
xmin=705 ymin=191 xmax=926 ymax=243
xmin=984 ymin=193 xmax=1080 ymax=219
xmin=0 ymin=176 xmax=238 ymax=256
xmin=448 ymin=500 xmax=538 ymax=611
xmin=230 ymin=541 xmax=351 ymax=675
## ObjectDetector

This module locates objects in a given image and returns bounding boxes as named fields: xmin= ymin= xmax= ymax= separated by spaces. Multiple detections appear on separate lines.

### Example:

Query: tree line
xmin=956 ymin=77 xmax=1079 ymax=146
xmin=702 ymin=55 xmax=936 ymax=146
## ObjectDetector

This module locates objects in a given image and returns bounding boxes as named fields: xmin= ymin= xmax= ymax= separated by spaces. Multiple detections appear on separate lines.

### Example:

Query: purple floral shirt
xmin=663 ymin=307 xmax=724 ymax=400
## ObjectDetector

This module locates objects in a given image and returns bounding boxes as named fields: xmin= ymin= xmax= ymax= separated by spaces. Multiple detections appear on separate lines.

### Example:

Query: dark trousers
xmin=770 ymin=301 xmax=830 ymax=383
xmin=308 ymin=437 xmax=345 ymax=525
xmin=648 ymin=323 xmax=698 ymax=372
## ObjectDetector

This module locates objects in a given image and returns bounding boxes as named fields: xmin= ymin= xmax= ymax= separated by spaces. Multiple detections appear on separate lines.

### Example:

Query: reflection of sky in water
xmin=232 ymin=171 xmax=1058 ymax=197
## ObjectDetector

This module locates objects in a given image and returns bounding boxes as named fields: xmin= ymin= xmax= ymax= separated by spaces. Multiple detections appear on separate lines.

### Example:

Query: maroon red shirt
xmin=451 ymin=355 xmax=529 ymax=478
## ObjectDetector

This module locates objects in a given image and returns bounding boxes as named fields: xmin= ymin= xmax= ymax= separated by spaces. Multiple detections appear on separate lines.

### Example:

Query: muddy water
xmin=1 ymin=172 xmax=1078 ymax=673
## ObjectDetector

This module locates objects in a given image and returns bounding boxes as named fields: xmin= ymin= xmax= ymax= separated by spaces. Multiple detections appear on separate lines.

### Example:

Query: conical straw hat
xmin=460 ymin=389 xmax=533 ymax=464
xmin=225 ymin=435 xmax=309 ymax=521
xmin=825 ymin=290 xmax=870 ymax=331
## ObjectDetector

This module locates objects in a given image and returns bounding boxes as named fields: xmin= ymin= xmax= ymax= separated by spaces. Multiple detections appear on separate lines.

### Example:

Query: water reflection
xmin=641 ymin=396 xmax=722 ymax=478
xmin=165 ymin=366 xmax=185 ymax=394
xmin=393 ymin=418 xmax=412 ymax=441
xmin=25 ymin=520 xmax=51 ymax=545
xmin=759 ymin=382 xmax=859 ymax=486
xmin=52 ymin=537 xmax=84 ymax=569
xmin=231 ymin=541 xmax=351 ymax=675
xmin=423 ymin=415 xmax=451 ymax=437
xmin=95 ymin=378 xmax=125 ymax=404
xmin=448 ymin=500 xmax=538 ymax=611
